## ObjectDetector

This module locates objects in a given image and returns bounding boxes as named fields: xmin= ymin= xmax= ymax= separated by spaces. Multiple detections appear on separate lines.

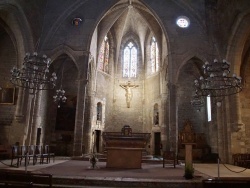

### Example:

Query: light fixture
xmin=194 ymin=59 xmax=242 ymax=98
xmin=53 ymin=63 xmax=67 ymax=108
xmin=10 ymin=52 xmax=57 ymax=94
xmin=53 ymin=88 xmax=67 ymax=108
xmin=190 ymin=93 xmax=204 ymax=111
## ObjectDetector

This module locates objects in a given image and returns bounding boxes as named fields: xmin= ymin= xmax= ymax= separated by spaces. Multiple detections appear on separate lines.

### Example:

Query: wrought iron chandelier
xmin=190 ymin=93 xmax=204 ymax=111
xmin=53 ymin=63 xmax=67 ymax=108
xmin=194 ymin=59 xmax=242 ymax=98
xmin=10 ymin=52 xmax=57 ymax=94
xmin=53 ymin=88 xmax=67 ymax=108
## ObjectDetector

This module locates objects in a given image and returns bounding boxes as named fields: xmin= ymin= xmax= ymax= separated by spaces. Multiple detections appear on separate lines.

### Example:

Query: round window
xmin=176 ymin=16 xmax=190 ymax=28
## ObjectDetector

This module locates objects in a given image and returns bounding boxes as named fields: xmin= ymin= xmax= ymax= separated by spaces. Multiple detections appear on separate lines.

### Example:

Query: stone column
xmin=161 ymin=94 xmax=168 ymax=151
xmin=73 ymin=54 xmax=89 ymax=156
xmin=230 ymin=93 xmax=244 ymax=132
xmin=228 ymin=93 xmax=246 ymax=159
xmin=168 ymin=83 xmax=177 ymax=154
xmin=22 ymin=94 xmax=32 ymax=145
xmin=217 ymin=103 xmax=224 ymax=161
xmin=14 ymin=87 xmax=25 ymax=122
xmin=30 ymin=91 xmax=43 ymax=145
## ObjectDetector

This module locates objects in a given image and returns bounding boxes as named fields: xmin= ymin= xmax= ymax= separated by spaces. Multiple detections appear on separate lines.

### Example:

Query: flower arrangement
xmin=89 ymin=153 xmax=98 ymax=169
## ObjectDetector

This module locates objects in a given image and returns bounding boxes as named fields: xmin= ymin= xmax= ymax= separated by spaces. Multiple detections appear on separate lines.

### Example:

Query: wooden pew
xmin=0 ymin=170 xmax=52 ymax=188
xmin=0 ymin=145 xmax=11 ymax=159
xmin=203 ymin=177 xmax=250 ymax=188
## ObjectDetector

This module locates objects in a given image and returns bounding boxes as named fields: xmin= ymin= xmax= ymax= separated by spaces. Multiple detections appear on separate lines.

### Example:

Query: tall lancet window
xmin=150 ymin=37 xmax=159 ymax=73
xmin=123 ymin=41 xmax=137 ymax=77
xmin=98 ymin=36 xmax=110 ymax=73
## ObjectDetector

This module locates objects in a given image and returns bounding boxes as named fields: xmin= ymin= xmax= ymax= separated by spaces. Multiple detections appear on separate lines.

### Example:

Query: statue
xmin=120 ymin=81 xmax=139 ymax=108
xmin=154 ymin=112 xmax=159 ymax=125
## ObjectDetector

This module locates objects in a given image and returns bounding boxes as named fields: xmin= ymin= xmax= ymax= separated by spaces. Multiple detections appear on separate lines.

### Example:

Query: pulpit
xmin=103 ymin=125 xmax=150 ymax=169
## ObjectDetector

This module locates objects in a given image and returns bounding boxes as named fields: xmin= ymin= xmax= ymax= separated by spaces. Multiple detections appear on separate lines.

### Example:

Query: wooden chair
xmin=19 ymin=145 xmax=33 ymax=167
xmin=10 ymin=146 xmax=19 ymax=167
xmin=163 ymin=151 xmax=176 ymax=168
xmin=10 ymin=146 xmax=23 ymax=167
xmin=27 ymin=145 xmax=36 ymax=165
xmin=33 ymin=145 xmax=44 ymax=165
xmin=43 ymin=145 xmax=55 ymax=163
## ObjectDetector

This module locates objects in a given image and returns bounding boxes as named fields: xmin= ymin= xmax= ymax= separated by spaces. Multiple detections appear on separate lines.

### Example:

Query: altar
xmin=102 ymin=126 xmax=151 ymax=169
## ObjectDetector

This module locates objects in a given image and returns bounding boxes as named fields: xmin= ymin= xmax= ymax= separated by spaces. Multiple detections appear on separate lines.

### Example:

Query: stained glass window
xmin=98 ymin=36 xmax=109 ymax=73
xmin=150 ymin=37 xmax=159 ymax=73
xmin=123 ymin=42 xmax=137 ymax=77
xmin=207 ymin=96 xmax=211 ymax=122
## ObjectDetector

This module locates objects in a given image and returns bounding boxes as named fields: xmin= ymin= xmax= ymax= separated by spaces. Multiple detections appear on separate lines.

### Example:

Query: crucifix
xmin=120 ymin=81 xmax=139 ymax=108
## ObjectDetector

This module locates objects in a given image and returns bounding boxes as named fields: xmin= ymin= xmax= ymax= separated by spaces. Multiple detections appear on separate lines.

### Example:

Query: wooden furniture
xmin=203 ymin=177 xmax=250 ymax=187
xmin=178 ymin=120 xmax=210 ymax=161
xmin=10 ymin=145 xmax=28 ymax=167
xmin=0 ymin=170 xmax=52 ymax=188
xmin=0 ymin=145 xmax=11 ymax=159
xmin=163 ymin=151 xmax=176 ymax=168
xmin=103 ymin=126 xmax=150 ymax=169
xmin=43 ymin=145 xmax=55 ymax=163
xmin=10 ymin=145 xmax=55 ymax=167
xmin=232 ymin=153 xmax=250 ymax=168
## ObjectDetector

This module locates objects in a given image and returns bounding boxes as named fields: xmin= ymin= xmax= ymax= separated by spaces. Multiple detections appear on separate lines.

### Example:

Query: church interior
xmin=1 ymin=0 xmax=250 ymax=169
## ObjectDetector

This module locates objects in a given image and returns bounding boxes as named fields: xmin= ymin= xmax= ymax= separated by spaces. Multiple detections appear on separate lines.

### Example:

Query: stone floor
xmin=1 ymin=157 xmax=250 ymax=187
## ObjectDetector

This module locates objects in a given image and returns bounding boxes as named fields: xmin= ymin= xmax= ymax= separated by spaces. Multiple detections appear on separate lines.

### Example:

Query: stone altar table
xmin=103 ymin=126 xmax=150 ymax=169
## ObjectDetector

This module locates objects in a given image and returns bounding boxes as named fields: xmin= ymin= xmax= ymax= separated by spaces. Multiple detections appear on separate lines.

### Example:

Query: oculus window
xmin=176 ymin=16 xmax=190 ymax=28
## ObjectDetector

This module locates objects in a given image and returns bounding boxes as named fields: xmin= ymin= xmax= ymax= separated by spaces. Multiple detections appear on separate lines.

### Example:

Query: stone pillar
xmin=30 ymin=91 xmax=43 ymax=145
xmin=217 ymin=104 xmax=224 ymax=161
xmin=73 ymin=54 xmax=89 ymax=156
xmin=14 ymin=87 xmax=25 ymax=122
xmin=168 ymin=83 xmax=177 ymax=154
xmin=25 ymin=94 xmax=36 ymax=145
xmin=230 ymin=93 xmax=244 ymax=132
xmin=228 ymin=93 xmax=246 ymax=160
xmin=161 ymin=94 xmax=168 ymax=151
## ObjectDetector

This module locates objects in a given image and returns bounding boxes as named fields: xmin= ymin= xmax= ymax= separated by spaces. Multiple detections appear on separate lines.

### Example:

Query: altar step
xmin=71 ymin=154 xmax=164 ymax=164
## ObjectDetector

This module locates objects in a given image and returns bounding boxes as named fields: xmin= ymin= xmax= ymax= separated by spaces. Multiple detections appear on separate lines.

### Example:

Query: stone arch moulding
xmin=40 ymin=0 xmax=88 ymax=50
xmin=0 ymin=3 xmax=34 ymax=64
xmin=174 ymin=52 xmax=207 ymax=84
xmin=226 ymin=10 xmax=250 ymax=75
xmin=46 ymin=44 xmax=80 ymax=73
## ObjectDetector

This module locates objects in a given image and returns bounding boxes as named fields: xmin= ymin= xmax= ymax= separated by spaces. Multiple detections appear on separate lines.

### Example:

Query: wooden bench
xmin=0 ymin=181 xmax=33 ymax=187
xmin=0 ymin=145 xmax=11 ymax=159
xmin=203 ymin=177 xmax=250 ymax=188
xmin=0 ymin=170 xmax=52 ymax=187
xmin=162 ymin=151 xmax=176 ymax=168
xmin=232 ymin=153 xmax=250 ymax=168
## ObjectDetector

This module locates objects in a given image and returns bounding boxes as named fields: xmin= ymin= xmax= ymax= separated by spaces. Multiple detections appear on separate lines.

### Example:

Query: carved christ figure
xmin=120 ymin=81 xmax=139 ymax=108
